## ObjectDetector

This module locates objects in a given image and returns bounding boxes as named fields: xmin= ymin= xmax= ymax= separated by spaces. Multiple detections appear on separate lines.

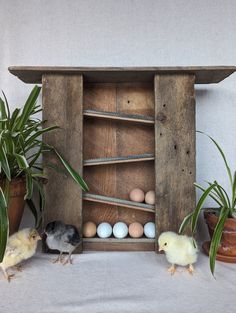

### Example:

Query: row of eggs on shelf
xmin=129 ymin=189 xmax=155 ymax=204
xmin=83 ymin=221 xmax=155 ymax=239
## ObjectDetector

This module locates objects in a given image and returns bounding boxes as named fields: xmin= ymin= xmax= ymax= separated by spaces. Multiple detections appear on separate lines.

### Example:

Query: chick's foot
xmin=187 ymin=264 xmax=195 ymax=275
xmin=51 ymin=255 xmax=64 ymax=264
xmin=167 ymin=265 xmax=176 ymax=275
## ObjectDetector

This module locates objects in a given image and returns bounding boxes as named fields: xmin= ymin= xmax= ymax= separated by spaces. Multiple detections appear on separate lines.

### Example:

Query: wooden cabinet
xmin=9 ymin=66 xmax=236 ymax=253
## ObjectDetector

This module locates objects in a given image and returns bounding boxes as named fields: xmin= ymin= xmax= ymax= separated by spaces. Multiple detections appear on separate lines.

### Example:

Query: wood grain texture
xmin=42 ymin=74 xmax=83 ymax=253
xmin=83 ymin=238 xmax=155 ymax=251
xmin=83 ymin=82 xmax=155 ymax=250
xmin=154 ymin=74 xmax=196 ymax=251
xmin=9 ymin=66 xmax=236 ymax=84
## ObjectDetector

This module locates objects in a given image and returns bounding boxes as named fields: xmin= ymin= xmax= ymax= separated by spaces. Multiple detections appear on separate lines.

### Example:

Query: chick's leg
xmin=2 ymin=268 xmax=15 ymax=283
xmin=167 ymin=264 xmax=176 ymax=275
xmin=187 ymin=264 xmax=195 ymax=275
xmin=63 ymin=251 xmax=73 ymax=265
xmin=52 ymin=251 xmax=64 ymax=264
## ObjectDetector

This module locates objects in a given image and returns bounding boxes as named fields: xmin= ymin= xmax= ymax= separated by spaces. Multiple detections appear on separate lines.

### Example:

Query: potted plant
xmin=0 ymin=86 xmax=88 ymax=262
xmin=179 ymin=132 xmax=236 ymax=275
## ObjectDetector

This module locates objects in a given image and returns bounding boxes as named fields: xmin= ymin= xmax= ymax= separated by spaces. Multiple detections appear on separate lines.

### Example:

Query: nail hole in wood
xmin=186 ymin=150 xmax=190 ymax=155
xmin=182 ymin=169 xmax=184 ymax=172
xmin=174 ymin=145 xmax=177 ymax=150
xmin=189 ymin=171 xmax=192 ymax=174
xmin=160 ymin=133 xmax=162 ymax=136
xmin=127 ymin=100 xmax=130 ymax=104
xmin=163 ymin=104 xmax=166 ymax=107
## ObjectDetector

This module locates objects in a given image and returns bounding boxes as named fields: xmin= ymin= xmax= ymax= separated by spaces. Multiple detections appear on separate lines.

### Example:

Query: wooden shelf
xmin=83 ymin=109 xmax=154 ymax=125
xmin=83 ymin=193 xmax=155 ymax=213
xmin=84 ymin=154 xmax=154 ymax=166
xmin=83 ymin=237 xmax=155 ymax=251
xmin=9 ymin=66 xmax=236 ymax=84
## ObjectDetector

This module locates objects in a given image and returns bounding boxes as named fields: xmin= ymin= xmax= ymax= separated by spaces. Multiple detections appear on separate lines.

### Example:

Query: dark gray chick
xmin=45 ymin=221 xmax=81 ymax=265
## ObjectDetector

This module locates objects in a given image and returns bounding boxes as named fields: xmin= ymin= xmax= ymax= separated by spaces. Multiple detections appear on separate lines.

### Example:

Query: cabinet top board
xmin=9 ymin=66 xmax=236 ymax=84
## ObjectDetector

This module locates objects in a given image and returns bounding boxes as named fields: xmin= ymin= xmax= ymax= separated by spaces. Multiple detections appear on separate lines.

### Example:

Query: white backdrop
xmin=1 ymin=0 xmax=236 ymax=228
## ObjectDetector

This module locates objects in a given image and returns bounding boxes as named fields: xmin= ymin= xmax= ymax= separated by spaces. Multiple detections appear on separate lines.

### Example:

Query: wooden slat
xmin=154 ymin=74 xmax=196 ymax=251
xmin=84 ymin=154 xmax=154 ymax=166
xmin=83 ymin=193 xmax=155 ymax=213
xmin=42 ymin=74 xmax=83 ymax=253
xmin=83 ymin=238 xmax=155 ymax=251
xmin=9 ymin=66 xmax=236 ymax=84
xmin=83 ymin=109 xmax=154 ymax=124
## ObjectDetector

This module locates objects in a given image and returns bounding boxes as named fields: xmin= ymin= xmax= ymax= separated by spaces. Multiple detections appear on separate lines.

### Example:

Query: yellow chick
xmin=158 ymin=231 xmax=198 ymax=275
xmin=0 ymin=228 xmax=41 ymax=282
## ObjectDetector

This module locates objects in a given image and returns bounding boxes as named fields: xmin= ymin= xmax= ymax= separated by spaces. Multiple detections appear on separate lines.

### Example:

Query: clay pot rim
xmin=204 ymin=210 xmax=236 ymax=229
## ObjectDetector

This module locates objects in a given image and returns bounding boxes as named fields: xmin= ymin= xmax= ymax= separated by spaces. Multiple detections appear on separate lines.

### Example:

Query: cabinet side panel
xmin=42 ymin=74 xmax=83 ymax=253
xmin=154 ymin=74 xmax=196 ymax=251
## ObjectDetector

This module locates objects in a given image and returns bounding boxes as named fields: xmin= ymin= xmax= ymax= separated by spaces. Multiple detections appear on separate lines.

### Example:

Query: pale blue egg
xmin=97 ymin=222 xmax=112 ymax=238
xmin=144 ymin=222 xmax=155 ymax=238
xmin=113 ymin=222 xmax=128 ymax=239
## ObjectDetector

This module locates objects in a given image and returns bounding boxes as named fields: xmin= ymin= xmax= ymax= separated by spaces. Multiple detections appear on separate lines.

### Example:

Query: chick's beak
xmin=37 ymin=235 xmax=42 ymax=240
xmin=158 ymin=246 xmax=163 ymax=252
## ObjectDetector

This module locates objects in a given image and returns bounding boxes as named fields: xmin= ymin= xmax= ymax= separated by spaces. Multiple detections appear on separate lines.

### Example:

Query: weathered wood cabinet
xmin=9 ymin=66 xmax=236 ymax=253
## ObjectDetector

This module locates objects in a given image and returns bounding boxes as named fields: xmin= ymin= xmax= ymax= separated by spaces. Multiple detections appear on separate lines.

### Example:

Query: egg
xmin=145 ymin=190 xmax=155 ymax=205
xmin=144 ymin=222 xmax=155 ymax=238
xmin=97 ymin=222 xmax=112 ymax=238
xmin=129 ymin=188 xmax=145 ymax=203
xmin=113 ymin=222 xmax=128 ymax=239
xmin=128 ymin=222 xmax=144 ymax=238
xmin=83 ymin=221 xmax=97 ymax=238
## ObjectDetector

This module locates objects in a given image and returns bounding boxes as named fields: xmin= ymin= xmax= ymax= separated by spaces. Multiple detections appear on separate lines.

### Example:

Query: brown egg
xmin=129 ymin=188 xmax=145 ymax=203
xmin=129 ymin=222 xmax=144 ymax=238
xmin=83 ymin=221 xmax=97 ymax=238
xmin=145 ymin=190 xmax=155 ymax=205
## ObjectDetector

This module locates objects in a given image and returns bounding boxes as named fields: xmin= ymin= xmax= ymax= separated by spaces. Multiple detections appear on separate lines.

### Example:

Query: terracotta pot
xmin=0 ymin=178 xmax=26 ymax=235
xmin=203 ymin=211 xmax=236 ymax=263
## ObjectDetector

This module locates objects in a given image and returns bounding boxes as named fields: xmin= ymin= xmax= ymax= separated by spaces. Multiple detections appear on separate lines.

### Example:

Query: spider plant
xmin=0 ymin=86 xmax=88 ymax=261
xmin=179 ymin=131 xmax=236 ymax=275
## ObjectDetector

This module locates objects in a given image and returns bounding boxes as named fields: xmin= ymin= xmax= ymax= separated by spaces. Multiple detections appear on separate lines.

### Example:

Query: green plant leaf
xmin=197 ymin=131 xmax=233 ymax=186
xmin=214 ymin=181 xmax=231 ymax=209
xmin=191 ymin=183 xmax=217 ymax=235
xmin=16 ymin=86 xmax=41 ymax=131
xmin=209 ymin=208 xmax=229 ymax=275
xmin=1 ymin=91 xmax=10 ymax=120
xmin=10 ymin=108 xmax=20 ymax=131
xmin=24 ymin=126 xmax=58 ymax=148
xmin=25 ymin=170 xmax=33 ymax=199
xmin=0 ymin=137 xmax=11 ymax=180
xmin=195 ymin=182 xmax=222 ymax=207
xmin=14 ymin=154 xmax=29 ymax=169
xmin=26 ymin=198 xmax=38 ymax=227
xmin=53 ymin=148 xmax=89 ymax=191
xmin=0 ymin=187 xmax=8 ymax=262
xmin=179 ymin=212 xmax=194 ymax=234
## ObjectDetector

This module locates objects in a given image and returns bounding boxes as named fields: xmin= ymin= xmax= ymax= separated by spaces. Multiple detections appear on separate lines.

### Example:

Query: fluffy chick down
xmin=0 ymin=228 xmax=41 ymax=281
xmin=158 ymin=231 xmax=198 ymax=266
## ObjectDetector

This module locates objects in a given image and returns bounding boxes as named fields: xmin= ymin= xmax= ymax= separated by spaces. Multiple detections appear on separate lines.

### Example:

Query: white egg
xmin=113 ymin=222 xmax=128 ymax=239
xmin=97 ymin=222 xmax=112 ymax=238
xmin=144 ymin=222 xmax=155 ymax=238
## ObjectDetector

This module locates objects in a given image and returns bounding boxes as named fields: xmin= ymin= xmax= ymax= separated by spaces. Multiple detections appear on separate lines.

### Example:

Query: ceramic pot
xmin=203 ymin=211 xmax=236 ymax=263
xmin=0 ymin=178 xmax=26 ymax=235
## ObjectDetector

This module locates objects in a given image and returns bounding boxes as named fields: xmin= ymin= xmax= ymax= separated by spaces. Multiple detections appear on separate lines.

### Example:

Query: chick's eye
xmin=164 ymin=242 xmax=167 ymax=246
xmin=32 ymin=235 xmax=36 ymax=239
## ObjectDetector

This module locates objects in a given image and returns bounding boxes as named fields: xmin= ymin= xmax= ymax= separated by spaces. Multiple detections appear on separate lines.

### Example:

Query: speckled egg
xmin=129 ymin=188 xmax=145 ymax=203
xmin=83 ymin=221 xmax=97 ymax=238
xmin=145 ymin=190 xmax=155 ymax=205
xmin=128 ymin=222 xmax=144 ymax=238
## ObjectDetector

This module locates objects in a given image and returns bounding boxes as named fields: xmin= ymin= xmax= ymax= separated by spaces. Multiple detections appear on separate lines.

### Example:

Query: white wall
xmin=1 ymin=0 xmax=236 ymax=229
